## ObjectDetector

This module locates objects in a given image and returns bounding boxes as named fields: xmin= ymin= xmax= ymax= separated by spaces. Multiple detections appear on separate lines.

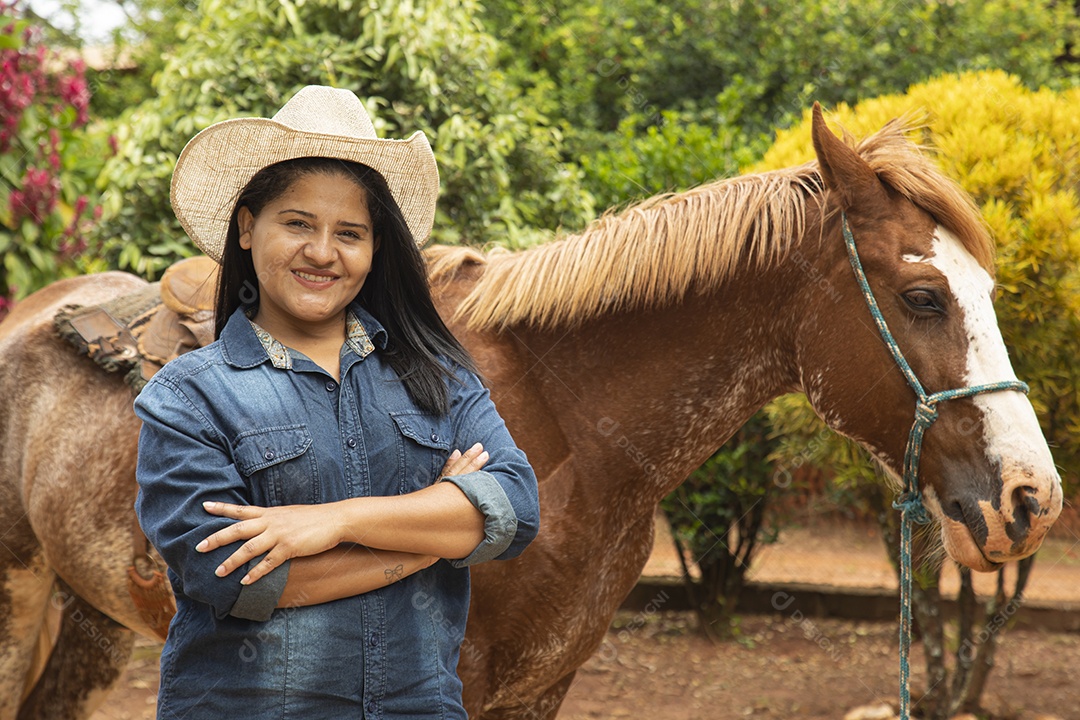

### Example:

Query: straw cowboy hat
xmin=170 ymin=85 xmax=439 ymax=262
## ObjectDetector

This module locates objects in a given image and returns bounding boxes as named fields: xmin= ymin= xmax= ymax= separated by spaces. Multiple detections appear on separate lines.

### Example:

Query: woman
xmin=134 ymin=85 xmax=540 ymax=718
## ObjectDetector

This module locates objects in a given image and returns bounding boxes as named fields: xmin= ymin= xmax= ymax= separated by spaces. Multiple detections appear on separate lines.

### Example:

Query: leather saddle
xmin=55 ymin=256 xmax=218 ymax=391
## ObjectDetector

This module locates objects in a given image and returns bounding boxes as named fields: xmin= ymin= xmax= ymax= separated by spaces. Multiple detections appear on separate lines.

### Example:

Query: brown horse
xmin=0 ymin=106 xmax=1061 ymax=718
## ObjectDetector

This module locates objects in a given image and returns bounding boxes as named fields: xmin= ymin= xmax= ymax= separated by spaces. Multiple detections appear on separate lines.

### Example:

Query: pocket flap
xmin=390 ymin=412 xmax=451 ymax=451
xmin=233 ymin=425 xmax=313 ymax=476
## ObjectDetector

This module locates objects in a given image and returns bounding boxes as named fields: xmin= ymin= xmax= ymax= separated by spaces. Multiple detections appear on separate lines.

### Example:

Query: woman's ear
xmin=237 ymin=207 xmax=255 ymax=250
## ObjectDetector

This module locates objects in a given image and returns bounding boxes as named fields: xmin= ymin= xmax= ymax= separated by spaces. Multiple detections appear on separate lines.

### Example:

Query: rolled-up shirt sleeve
xmin=443 ymin=366 xmax=540 ymax=567
xmin=134 ymin=375 xmax=290 ymax=621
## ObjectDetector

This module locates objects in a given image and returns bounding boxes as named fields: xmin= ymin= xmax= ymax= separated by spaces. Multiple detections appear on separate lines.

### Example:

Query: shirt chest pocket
xmin=389 ymin=412 xmax=451 ymax=494
xmin=233 ymin=425 xmax=319 ymax=506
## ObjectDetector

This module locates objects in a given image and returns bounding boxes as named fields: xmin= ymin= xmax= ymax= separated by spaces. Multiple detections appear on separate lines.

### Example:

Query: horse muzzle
xmin=934 ymin=465 xmax=1063 ymax=572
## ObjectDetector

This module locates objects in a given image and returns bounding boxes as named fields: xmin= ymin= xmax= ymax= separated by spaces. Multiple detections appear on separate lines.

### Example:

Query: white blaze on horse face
xmin=927 ymin=227 xmax=1061 ymax=551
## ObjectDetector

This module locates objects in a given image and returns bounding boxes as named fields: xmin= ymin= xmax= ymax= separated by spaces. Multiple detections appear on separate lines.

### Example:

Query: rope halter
xmin=840 ymin=213 xmax=1028 ymax=720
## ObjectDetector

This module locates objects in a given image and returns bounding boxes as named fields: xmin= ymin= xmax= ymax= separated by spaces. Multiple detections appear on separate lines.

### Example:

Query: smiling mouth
xmin=292 ymin=270 xmax=338 ymax=285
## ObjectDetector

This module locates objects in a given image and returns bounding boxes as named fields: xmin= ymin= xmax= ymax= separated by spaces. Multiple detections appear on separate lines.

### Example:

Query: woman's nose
xmin=302 ymin=229 xmax=336 ymax=264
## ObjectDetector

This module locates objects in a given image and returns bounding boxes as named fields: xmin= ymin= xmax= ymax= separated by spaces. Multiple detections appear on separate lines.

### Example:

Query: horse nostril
xmin=945 ymin=501 xmax=965 ymax=525
xmin=1007 ymin=485 xmax=1035 ymax=540
xmin=1014 ymin=485 xmax=1041 ymax=516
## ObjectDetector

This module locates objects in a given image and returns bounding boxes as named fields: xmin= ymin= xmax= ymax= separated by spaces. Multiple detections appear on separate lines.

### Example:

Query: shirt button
xmin=366 ymin=699 xmax=377 ymax=714
xmin=430 ymin=433 xmax=440 ymax=443
xmin=325 ymin=380 xmax=337 ymax=392
xmin=347 ymin=437 xmax=357 ymax=449
xmin=369 ymin=632 xmax=378 ymax=647
xmin=263 ymin=450 xmax=275 ymax=460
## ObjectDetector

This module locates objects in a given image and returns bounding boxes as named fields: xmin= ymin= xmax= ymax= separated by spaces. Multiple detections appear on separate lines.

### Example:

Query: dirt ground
xmin=559 ymin=611 xmax=1079 ymax=720
xmin=92 ymin=612 xmax=1080 ymax=720
xmin=91 ymin=516 xmax=1080 ymax=720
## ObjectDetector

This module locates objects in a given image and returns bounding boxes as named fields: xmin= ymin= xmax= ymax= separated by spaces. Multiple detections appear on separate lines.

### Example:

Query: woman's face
xmin=238 ymin=171 xmax=377 ymax=332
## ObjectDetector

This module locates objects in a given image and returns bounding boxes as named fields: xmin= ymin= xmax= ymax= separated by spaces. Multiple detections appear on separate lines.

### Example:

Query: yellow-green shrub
xmin=759 ymin=70 xmax=1080 ymax=494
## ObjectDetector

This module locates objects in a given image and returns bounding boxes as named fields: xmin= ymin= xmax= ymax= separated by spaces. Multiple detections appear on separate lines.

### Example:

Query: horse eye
xmin=903 ymin=289 xmax=943 ymax=314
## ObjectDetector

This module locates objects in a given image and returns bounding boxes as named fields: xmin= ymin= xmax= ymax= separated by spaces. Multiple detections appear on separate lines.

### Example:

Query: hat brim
xmin=170 ymin=117 xmax=439 ymax=262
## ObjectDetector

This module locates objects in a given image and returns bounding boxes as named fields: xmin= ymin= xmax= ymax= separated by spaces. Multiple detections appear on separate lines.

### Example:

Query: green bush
xmin=92 ymin=0 xmax=596 ymax=278
xmin=575 ymin=106 xmax=768 ymax=211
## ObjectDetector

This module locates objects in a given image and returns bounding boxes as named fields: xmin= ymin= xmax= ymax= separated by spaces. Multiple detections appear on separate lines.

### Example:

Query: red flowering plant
xmin=0 ymin=2 xmax=106 ymax=320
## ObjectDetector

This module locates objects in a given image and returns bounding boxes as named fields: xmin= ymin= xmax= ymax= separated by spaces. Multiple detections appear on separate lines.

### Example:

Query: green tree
xmin=86 ymin=0 xmax=195 ymax=119
xmin=483 ymin=0 xmax=1077 ymax=138
xmin=92 ymin=0 xmax=595 ymax=278
xmin=480 ymin=0 xmax=1078 ymax=214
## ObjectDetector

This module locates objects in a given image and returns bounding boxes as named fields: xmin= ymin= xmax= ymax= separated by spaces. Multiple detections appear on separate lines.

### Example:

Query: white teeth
xmin=294 ymin=271 xmax=334 ymax=283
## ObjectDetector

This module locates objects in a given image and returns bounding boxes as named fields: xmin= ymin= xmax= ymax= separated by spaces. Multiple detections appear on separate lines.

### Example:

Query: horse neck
xmin=509 ymin=246 xmax=814 ymax=512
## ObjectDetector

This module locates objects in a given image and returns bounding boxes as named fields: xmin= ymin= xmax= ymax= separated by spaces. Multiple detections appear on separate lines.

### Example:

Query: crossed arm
xmin=197 ymin=444 xmax=489 ymax=609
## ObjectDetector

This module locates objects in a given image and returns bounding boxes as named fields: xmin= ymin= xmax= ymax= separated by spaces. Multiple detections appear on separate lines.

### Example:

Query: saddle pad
xmin=54 ymin=256 xmax=220 ymax=392
xmin=54 ymin=283 xmax=162 ymax=380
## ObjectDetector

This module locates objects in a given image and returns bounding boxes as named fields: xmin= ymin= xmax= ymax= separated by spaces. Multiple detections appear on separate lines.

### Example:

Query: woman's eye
xmin=903 ymin=289 xmax=943 ymax=314
xmin=287 ymin=220 xmax=308 ymax=229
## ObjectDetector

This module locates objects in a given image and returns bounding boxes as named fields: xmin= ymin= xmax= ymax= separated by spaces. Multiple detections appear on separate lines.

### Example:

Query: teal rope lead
xmin=840 ymin=214 xmax=1028 ymax=719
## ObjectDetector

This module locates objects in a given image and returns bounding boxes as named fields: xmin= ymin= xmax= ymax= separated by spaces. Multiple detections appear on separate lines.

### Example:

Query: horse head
xmin=797 ymin=105 xmax=1061 ymax=571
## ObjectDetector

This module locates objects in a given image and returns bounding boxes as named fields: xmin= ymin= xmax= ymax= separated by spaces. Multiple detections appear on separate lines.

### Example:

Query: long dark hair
xmin=214 ymin=157 xmax=477 ymax=415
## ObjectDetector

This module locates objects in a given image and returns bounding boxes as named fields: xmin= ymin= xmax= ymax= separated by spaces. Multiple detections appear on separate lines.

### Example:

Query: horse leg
xmin=480 ymin=671 xmax=577 ymax=720
xmin=17 ymin=582 xmax=135 ymax=720
xmin=0 ymin=553 xmax=54 ymax=720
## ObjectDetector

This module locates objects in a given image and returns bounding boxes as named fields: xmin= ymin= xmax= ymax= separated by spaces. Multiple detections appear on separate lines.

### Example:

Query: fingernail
xmin=480 ymin=451 xmax=489 ymax=460
xmin=203 ymin=501 xmax=216 ymax=510
xmin=471 ymin=442 xmax=482 ymax=451
xmin=215 ymin=565 xmax=226 ymax=577
xmin=240 ymin=575 xmax=251 ymax=585
xmin=196 ymin=540 xmax=208 ymax=552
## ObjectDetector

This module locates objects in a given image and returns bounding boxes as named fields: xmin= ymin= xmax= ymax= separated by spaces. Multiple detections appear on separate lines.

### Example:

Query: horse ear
xmin=811 ymin=102 xmax=886 ymax=210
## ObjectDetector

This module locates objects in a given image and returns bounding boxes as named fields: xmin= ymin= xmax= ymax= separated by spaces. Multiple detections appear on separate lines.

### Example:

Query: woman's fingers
xmin=215 ymin=535 xmax=275 ymax=578
xmin=461 ymin=449 xmax=489 ymax=474
xmin=438 ymin=449 xmax=462 ymax=477
xmin=197 ymin=519 xmax=260 ymax=553
xmin=239 ymin=550 xmax=287 ymax=585
xmin=202 ymin=501 xmax=261 ymax=519
xmin=442 ymin=442 xmax=489 ymax=477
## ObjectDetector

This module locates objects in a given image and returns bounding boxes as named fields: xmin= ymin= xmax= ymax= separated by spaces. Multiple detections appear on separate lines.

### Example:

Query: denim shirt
xmin=134 ymin=302 xmax=539 ymax=719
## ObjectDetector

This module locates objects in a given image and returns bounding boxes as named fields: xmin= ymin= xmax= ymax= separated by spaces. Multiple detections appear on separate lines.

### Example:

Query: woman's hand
xmin=197 ymin=501 xmax=347 ymax=585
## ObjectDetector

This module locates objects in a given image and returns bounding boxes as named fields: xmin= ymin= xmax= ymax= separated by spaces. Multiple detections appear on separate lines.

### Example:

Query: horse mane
xmin=425 ymin=119 xmax=994 ymax=332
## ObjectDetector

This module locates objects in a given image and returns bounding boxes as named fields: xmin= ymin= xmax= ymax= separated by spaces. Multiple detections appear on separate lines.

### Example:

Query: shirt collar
xmin=247 ymin=316 xmax=293 ymax=370
xmin=220 ymin=302 xmax=388 ymax=370
xmin=347 ymin=301 xmax=388 ymax=352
